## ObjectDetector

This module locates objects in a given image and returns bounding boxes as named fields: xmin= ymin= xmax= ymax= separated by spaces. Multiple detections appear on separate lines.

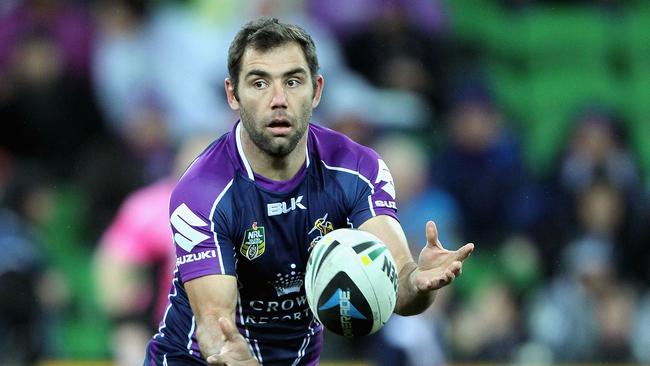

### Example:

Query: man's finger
xmin=207 ymin=352 xmax=229 ymax=366
xmin=450 ymin=261 xmax=462 ymax=275
xmin=425 ymin=221 xmax=440 ymax=248
xmin=206 ymin=354 xmax=223 ymax=365
xmin=450 ymin=262 xmax=463 ymax=281
xmin=456 ymin=243 xmax=474 ymax=261
xmin=415 ymin=276 xmax=433 ymax=291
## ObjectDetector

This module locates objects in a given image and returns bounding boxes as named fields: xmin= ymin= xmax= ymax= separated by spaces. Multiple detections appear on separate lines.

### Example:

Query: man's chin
xmin=263 ymin=139 xmax=301 ymax=157
xmin=253 ymin=127 xmax=305 ymax=157
xmin=266 ymin=144 xmax=294 ymax=157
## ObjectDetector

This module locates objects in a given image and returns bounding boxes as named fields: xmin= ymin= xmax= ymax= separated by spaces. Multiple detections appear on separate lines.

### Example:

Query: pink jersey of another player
xmin=100 ymin=178 xmax=176 ymax=324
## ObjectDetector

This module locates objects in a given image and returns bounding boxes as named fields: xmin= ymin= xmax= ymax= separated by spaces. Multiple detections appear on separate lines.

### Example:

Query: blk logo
xmin=267 ymin=195 xmax=306 ymax=217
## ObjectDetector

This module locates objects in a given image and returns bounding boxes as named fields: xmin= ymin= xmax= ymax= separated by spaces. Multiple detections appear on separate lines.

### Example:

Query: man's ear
xmin=225 ymin=78 xmax=239 ymax=111
xmin=311 ymin=74 xmax=324 ymax=109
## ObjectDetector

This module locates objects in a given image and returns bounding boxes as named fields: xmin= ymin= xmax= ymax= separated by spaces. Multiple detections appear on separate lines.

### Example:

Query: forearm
xmin=186 ymin=275 xmax=254 ymax=363
xmin=394 ymin=262 xmax=436 ymax=316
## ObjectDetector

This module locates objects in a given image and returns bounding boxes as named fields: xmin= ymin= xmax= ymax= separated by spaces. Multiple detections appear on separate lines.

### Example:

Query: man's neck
xmin=242 ymin=135 xmax=307 ymax=182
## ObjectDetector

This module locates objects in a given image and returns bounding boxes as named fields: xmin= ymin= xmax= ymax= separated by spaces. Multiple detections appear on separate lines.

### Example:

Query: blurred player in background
xmin=94 ymin=135 xmax=214 ymax=366
xmin=144 ymin=17 xmax=473 ymax=366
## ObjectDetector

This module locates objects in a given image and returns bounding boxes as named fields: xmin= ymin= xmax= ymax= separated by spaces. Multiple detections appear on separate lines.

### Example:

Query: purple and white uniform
xmin=145 ymin=122 xmax=398 ymax=365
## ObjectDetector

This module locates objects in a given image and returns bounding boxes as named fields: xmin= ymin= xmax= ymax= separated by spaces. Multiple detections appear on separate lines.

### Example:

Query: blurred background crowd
xmin=1 ymin=0 xmax=649 ymax=365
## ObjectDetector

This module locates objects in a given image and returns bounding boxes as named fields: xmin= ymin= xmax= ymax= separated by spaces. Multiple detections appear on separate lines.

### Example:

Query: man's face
xmin=227 ymin=42 xmax=323 ymax=157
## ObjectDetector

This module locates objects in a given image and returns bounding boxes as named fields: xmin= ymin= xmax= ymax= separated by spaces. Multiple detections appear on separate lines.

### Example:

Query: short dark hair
xmin=227 ymin=17 xmax=320 ymax=98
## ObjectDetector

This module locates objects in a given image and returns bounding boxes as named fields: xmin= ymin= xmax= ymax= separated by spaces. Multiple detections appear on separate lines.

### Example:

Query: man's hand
xmin=206 ymin=318 xmax=259 ymax=366
xmin=413 ymin=221 xmax=474 ymax=291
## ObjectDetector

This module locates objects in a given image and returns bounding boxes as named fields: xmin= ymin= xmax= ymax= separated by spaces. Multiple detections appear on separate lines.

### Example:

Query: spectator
xmin=0 ymin=29 xmax=106 ymax=181
xmin=527 ymin=181 xmax=639 ymax=363
xmin=336 ymin=0 xmax=450 ymax=117
xmin=90 ymin=0 xmax=155 ymax=129
xmin=451 ymin=280 xmax=522 ymax=362
xmin=431 ymin=80 xmax=541 ymax=248
xmin=0 ymin=0 xmax=93 ymax=80
xmin=527 ymin=237 xmax=637 ymax=363
xmin=91 ymin=0 xmax=236 ymax=143
xmin=558 ymin=107 xmax=641 ymax=199
xmin=552 ymin=106 xmax=647 ymax=280
xmin=0 ymin=166 xmax=69 ymax=365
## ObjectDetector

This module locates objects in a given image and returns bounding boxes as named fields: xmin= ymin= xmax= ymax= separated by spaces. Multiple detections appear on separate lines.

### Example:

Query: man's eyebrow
xmin=282 ymin=67 xmax=308 ymax=77
xmin=244 ymin=67 xmax=308 ymax=79
xmin=244 ymin=69 xmax=271 ymax=79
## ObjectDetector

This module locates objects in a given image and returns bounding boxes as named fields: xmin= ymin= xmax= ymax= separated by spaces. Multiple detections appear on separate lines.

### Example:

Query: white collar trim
xmin=236 ymin=122 xmax=310 ymax=180
xmin=235 ymin=123 xmax=255 ymax=180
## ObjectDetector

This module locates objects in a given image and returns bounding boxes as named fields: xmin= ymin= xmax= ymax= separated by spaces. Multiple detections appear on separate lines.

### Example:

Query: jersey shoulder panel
xmin=169 ymin=134 xmax=239 ymax=279
xmin=309 ymin=123 xmax=381 ymax=178
xmin=170 ymin=135 xmax=237 ymax=219
xmin=308 ymin=124 xmax=398 ymax=223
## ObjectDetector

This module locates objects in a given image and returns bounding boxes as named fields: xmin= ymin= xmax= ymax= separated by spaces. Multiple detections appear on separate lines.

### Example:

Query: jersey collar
xmin=235 ymin=121 xmax=310 ymax=181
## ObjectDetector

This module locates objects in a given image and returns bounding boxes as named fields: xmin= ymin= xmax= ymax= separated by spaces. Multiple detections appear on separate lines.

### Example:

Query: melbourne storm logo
xmin=308 ymin=213 xmax=334 ymax=250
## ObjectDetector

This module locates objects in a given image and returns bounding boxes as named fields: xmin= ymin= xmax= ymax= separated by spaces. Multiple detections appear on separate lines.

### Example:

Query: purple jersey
xmin=146 ymin=122 xmax=398 ymax=365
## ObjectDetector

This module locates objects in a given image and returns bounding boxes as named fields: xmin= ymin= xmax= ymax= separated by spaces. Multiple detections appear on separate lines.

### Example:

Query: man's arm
xmin=185 ymin=275 xmax=258 ymax=365
xmin=359 ymin=215 xmax=473 ymax=316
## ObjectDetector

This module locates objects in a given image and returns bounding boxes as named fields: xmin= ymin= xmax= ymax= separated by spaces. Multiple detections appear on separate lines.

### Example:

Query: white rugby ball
xmin=305 ymin=229 xmax=398 ymax=337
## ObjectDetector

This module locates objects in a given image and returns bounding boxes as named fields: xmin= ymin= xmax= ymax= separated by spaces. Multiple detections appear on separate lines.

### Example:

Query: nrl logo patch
xmin=241 ymin=222 xmax=266 ymax=260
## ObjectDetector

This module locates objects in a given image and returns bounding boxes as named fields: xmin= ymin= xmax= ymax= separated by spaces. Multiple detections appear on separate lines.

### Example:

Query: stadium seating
xmin=446 ymin=0 xmax=650 ymax=178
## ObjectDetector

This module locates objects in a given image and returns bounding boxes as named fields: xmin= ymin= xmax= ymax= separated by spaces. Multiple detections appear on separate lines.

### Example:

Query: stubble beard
xmin=240 ymin=103 xmax=312 ymax=158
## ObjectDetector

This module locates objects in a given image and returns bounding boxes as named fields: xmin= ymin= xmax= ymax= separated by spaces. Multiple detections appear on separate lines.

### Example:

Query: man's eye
xmin=254 ymin=80 xmax=268 ymax=89
xmin=287 ymin=79 xmax=301 ymax=88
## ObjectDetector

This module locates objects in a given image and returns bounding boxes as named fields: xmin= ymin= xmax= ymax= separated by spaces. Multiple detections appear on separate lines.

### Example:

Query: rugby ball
xmin=305 ymin=229 xmax=398 ymax=337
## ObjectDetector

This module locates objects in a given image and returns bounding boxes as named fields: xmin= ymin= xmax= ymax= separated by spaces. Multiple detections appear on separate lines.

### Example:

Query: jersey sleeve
xmin=169 ymin=177 xmax=236 ymax=282
xmin=346 ymin=149 xmax=399 ymax=227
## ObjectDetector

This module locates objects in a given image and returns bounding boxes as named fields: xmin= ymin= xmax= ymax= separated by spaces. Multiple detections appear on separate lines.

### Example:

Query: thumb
xmin=218 ymin=317 xmax=239 ymax=341
xmin=425 ymin=221 xmax=440 ymax=248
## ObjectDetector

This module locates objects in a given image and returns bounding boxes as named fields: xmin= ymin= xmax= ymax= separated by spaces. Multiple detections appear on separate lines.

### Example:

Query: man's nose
xmin=270 ymin=84 xmax=288 ymax=109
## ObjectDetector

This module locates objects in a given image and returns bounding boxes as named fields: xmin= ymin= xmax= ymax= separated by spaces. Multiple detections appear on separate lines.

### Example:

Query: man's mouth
xmin=267 ymin=119 xmax=292 ymax=135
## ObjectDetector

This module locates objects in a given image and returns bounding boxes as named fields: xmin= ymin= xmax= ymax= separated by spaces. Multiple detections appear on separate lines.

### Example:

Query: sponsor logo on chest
xmin=267 ymin=195 xmax=306 ymax=217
